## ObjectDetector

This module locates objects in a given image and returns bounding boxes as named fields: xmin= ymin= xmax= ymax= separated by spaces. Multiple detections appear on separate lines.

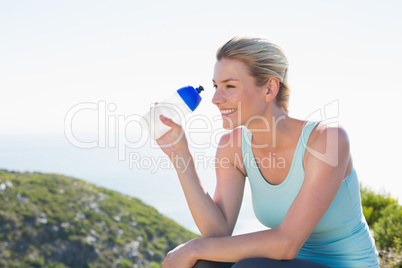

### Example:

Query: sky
xmin=1 ymin=0 xmax=402 ymax=233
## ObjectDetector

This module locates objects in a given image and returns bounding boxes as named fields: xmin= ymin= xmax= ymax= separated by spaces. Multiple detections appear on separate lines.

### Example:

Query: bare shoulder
xmin=309 ymin=122 xmax=350 ymax=148
xmin=216 ymin=127 xmax=246 ymax=176
xmin=306 ymin=122 xmax=351 ymax=166
xmin=217 ymin=126 xmax=243 ymax=146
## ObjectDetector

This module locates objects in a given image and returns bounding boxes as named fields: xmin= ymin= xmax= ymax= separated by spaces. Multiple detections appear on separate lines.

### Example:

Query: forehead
xmin=213 ymin=58 xmax=250 ymax=82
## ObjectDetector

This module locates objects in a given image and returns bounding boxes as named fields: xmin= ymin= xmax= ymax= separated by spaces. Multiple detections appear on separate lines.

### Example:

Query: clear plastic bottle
xmin=142 ymin=85 xmax=204 ymax=140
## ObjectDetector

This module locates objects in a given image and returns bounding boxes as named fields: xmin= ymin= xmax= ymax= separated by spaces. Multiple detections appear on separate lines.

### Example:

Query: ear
xmin=265 ymin=77 xmax=280 ymax=102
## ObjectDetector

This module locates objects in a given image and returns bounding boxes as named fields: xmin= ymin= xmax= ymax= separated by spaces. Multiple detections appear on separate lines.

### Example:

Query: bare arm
xmin=157 ymin=116 xmax=245 ymax=237
xmin=163 ymin=125 xmax=351 ymax=267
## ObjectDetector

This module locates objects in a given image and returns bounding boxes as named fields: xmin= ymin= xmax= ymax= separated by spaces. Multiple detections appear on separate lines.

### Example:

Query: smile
xmin=220 ymin=108 xmax=238 ymax=115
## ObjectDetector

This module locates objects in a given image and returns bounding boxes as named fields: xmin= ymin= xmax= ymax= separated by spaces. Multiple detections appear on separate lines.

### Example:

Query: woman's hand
xmin=162 ymin=238 xmax=200 ymax=268
xmin=156 ymin=115 xmax=191 ymax=161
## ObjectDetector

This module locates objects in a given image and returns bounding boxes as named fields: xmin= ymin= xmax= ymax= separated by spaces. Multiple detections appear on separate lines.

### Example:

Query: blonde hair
xmin=216 ymin=36 xmax=290 ymax=113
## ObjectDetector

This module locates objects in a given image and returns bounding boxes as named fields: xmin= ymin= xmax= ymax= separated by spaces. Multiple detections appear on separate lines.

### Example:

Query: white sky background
xmin=1 ymin=0 xmax=402 ymax=233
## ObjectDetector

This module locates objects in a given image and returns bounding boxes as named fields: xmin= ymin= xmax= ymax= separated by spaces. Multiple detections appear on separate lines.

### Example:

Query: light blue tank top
xmin=241 ymin=121 xmax=379 ymax=267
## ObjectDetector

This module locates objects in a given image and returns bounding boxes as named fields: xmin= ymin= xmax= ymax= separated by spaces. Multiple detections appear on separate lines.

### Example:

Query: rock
xmin=36 ymin=213 xmax=48 ymax=224
xmin=117 ymin=229 xmax=124 ymax=238
xmin=61 ymin=222 xmax=70 ymax=229
xmin=16 ymin=193 xmax=30 ymax=203
xmin=75 ymin=211 xmax=86 ymax=221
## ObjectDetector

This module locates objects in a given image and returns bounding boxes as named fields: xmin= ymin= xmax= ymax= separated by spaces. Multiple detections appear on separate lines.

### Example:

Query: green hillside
xmin=0 ymin=169 xmax=198 ymax=268
xmin=2 ymin=169 xmax=401 ymax=267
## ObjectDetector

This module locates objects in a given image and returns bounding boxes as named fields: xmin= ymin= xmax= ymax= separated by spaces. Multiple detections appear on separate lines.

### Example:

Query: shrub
xmin=360 ymin=184 xmax=402 ymax=267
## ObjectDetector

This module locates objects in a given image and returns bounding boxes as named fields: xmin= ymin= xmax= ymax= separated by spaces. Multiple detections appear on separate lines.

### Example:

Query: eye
xmin=226 ymin=85 xmax=235 ymax=89
xmin=213 ymin=84 xmax=218 ymax=89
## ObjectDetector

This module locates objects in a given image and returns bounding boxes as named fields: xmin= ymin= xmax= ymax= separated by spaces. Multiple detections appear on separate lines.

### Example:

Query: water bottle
xmin=142 ymin=85 xmax=204 ymax=140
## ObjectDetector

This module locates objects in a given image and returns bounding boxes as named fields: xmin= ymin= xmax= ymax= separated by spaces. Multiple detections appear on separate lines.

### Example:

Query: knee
xmin=193 ymin=260 xmax=209 ymax=268
xmin=193 ymin=260 xmax=233 ymax=268
xmin=192 ymin=260 xmax=210 ymax=268
xmin=231 ymin=258 xmax=255 ymax=268
xmin=233 ymin=258 xmax=331 ymax=268
xmin=192 ymin=260 xmax=233 ymax=268
xmin=232 ymin=258 xmax=276 ymax=268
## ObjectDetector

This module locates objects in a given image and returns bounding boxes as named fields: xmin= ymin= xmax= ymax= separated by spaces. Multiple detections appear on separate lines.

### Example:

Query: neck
xmin=246 ymin=105 xmax=291 ymax=149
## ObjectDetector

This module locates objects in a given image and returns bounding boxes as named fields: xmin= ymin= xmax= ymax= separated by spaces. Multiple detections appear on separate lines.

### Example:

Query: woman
xmin=157 ymin=36 xmax=379 ymax=267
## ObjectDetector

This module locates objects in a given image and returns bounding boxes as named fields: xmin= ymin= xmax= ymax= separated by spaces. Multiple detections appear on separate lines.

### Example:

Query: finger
xmin=159 ymin=115 xmax=180 ymax=129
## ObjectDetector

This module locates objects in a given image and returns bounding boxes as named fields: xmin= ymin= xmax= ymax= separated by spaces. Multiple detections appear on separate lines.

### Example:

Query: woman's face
xmin=212 ymin=58 xmax=268 ymax=130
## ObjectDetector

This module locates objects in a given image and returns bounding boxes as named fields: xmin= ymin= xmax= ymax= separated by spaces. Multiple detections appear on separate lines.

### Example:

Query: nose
xmin=212 ymin=89 xmax=225 ymax=106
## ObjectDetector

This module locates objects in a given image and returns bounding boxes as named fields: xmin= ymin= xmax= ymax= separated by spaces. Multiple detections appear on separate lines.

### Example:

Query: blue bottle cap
xmin=177 ymin=85 xmax=204 ymax=111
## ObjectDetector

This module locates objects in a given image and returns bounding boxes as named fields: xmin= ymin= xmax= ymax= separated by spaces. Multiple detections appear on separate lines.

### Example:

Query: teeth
xmin=221 ymin=108 xmax=237 ymax=114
